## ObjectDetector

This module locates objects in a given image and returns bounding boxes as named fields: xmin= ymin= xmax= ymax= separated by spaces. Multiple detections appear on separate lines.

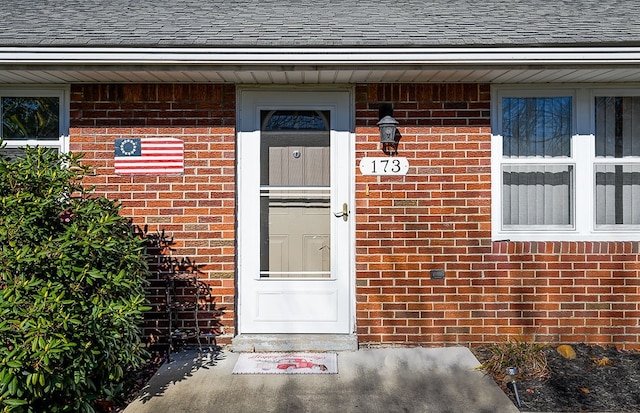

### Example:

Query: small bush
xmin=479 ymin=337 xmax=549 ymax=381
xmin=0 ymin=145 xmax=150 ymax=412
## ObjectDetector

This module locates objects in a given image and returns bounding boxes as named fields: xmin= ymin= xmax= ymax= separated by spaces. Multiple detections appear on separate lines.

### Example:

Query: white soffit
xmin=1 ymin=47 xmax=640 ymax=84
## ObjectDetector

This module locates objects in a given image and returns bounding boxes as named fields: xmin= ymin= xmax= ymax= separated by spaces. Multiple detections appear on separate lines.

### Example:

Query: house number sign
xmin=359 ymin=157 xmax=409 ymax=176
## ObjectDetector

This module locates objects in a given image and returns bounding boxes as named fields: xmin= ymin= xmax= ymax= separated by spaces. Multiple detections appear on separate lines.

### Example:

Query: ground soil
xmin=474 ymin=344 xmax=640 ymax=412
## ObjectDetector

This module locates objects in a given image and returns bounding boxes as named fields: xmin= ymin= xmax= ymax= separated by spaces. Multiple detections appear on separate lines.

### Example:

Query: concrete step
xmin=231 ymin=334 xmax=358 ymax=352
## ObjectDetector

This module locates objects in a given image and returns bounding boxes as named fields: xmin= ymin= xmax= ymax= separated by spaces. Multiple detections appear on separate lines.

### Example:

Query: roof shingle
xmin=1 ymin=0 xmax=638 ymax=48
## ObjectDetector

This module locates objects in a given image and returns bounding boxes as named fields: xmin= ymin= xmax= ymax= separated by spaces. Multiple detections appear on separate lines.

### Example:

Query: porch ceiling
xmin=3 ymin=66 xmax=640 ymax=85
xmin=1 ymin=47 xmax=640 ymax=84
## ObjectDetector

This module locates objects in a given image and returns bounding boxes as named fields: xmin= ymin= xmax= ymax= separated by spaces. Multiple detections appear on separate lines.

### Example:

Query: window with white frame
xmin=492 ymin=87 xmax=640 ymax=241
xmin=0 ymin=87 xmax=69 ymax=159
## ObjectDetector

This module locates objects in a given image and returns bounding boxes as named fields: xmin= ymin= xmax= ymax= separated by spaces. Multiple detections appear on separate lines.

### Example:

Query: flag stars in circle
xmin=119 ymin=138 xmax=138 ymax=156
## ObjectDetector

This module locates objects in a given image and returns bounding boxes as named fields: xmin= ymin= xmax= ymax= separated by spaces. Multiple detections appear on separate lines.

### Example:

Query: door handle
xmin=334 ymin=203 xmax=349 ymax=221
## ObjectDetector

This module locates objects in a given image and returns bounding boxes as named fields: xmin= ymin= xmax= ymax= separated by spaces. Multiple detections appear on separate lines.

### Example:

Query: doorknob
xmin=334 ymin=203 xmax=349 ymax=221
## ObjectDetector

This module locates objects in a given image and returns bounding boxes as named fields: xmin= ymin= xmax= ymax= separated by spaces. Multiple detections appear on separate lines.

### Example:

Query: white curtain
xmin=594 ymin=96 xmax=640 ymax=225
xmin=503 ymin=164 xmax=573 ymax=226
xmin=595 ymin=164 xmax=640 ymax=225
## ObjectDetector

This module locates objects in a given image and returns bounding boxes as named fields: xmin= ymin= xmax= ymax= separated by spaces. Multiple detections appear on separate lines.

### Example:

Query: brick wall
xmin=354 ymin=83 xmax=640 ymax=350
xmin=67 ymin=82 xmax=640 ymax=350
xmin=69 ymin=84 xmax=237 ymax=346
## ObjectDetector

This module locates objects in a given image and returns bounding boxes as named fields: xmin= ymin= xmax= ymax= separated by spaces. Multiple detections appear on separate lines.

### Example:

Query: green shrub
xmin=0 ymin=145 xmax=150 ymax=412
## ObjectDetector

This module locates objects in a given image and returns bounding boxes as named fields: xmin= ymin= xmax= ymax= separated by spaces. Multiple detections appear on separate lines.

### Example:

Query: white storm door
xmin=237 ymin=89 xmax=353 ymax=334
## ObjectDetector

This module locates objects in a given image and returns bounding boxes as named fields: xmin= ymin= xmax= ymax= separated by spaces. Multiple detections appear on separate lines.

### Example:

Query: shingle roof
xmin=1 ymin=0 xmax=638 ymax=48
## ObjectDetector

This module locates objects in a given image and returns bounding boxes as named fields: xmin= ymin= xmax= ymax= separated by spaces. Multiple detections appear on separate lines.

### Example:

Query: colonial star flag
xmin=114 ymin=137 xmax=184 ymax=175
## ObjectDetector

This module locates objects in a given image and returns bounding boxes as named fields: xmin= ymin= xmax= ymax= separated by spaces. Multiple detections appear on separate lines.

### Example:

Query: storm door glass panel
xmin=1 ymin=96 xmax=60 ymax=140
xmin=595 ymin=96 xmax=640 ymax=226
xmin=502 ymin=164 xmax=574 ymax=227
xmin=259 ymin=110 xmax=331 ymax=278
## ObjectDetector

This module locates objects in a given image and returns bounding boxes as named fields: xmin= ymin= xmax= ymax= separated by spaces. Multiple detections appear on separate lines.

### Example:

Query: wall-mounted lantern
xmin=377 ymin=115 xmax=399 ymax=155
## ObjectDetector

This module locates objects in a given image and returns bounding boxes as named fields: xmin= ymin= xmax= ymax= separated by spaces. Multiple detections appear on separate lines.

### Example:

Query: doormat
xmin=232 ymin=352 xmax=338 ymax=374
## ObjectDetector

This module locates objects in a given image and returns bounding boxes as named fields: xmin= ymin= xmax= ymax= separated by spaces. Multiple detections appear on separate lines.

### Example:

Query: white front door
xmin=237 ymin=89 xmax=353 ymax=334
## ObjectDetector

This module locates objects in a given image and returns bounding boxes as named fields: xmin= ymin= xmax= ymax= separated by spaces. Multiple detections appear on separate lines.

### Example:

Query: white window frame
xmin=0 ymin=86 xmax=70 ymax=153
xmin=492 ymin=85 xmax=640 ymax=241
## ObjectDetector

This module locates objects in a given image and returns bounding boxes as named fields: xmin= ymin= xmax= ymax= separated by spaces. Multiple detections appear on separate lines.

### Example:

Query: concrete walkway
xmin=124 ymin=347 xmax=519 ymax=413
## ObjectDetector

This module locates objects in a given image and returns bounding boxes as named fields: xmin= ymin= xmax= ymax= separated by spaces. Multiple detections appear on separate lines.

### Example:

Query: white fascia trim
xmin=2 ymin=46 xmax=640 ymax=65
